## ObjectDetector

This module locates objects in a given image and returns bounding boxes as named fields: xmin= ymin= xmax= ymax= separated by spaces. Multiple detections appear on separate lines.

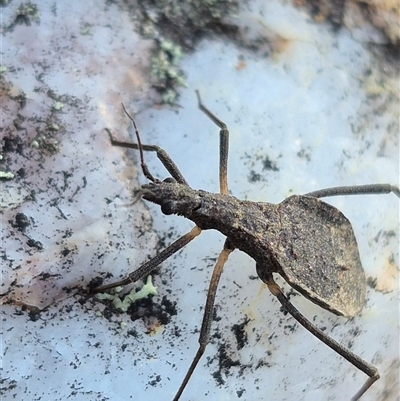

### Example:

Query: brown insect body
xmin=143 ymin=181 xmax=365 ymax=318
xmin=96 ymin=95 xmax=399 ymax=401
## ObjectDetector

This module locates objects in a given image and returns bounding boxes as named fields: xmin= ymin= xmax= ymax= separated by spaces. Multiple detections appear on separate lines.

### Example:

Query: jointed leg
xmin=256 ymin=268 xmax=379 ymax=401
xmin=105 ymin=105 xmax=189 ymax=185
xmin=92 ymin=226 xmax=202 ymax=293
xmin=195 ymin=90 xmax=229 ymax=195
xmin=173 ymin=239 xmax=235 ymax=401
xmin=305 ymin=184 xmax=400 ymax=199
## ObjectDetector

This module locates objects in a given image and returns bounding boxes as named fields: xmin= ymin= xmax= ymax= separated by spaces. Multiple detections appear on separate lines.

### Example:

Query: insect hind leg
xmin=304 ymin=184 xmax=400 ymax=199
xmin=257 ymin=267 xmax=379 ymax=401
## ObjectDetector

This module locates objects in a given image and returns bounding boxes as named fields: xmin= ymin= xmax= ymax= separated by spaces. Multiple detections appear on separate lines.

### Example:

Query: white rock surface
xmin=2 ymin=1 xmax=398 ymax=401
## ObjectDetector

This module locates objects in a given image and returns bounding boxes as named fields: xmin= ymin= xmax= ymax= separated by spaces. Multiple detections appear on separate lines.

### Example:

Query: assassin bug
xmin=93 ymin=91 xmax=399 ymax=400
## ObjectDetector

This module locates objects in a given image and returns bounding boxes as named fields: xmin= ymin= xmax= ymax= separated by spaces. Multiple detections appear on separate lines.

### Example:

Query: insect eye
xmin=163 ymin=177 xmax=176 ymax=183
xmin=161 ymin=201 xmax=176 ymax=215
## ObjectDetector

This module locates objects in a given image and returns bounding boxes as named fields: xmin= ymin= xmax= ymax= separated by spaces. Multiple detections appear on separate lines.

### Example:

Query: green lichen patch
xmin=140 ymin=0 xmax=239 ymax=49
xmin=150 ymin=39 xmax=186 ymax=103
xmin=96 ymin=275 xmax=158 ymax=312
xmin=0 ymin=170 xmax=15 ymax=180
xmin=137 ymin=0 xmax=240 ymax=103
xmin=5 ymin=2 xmax=40 ymax=32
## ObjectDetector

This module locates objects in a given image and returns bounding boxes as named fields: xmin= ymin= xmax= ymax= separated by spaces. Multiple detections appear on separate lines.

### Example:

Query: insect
xmin=93 ymin=91 xmax=399 ymax=400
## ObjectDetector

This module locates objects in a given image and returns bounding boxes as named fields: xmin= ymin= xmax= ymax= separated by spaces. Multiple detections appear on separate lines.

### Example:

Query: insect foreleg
xmin=105 ymin=127 xmax=188 ymax=185
xmin=92 ymin=226 xmax=202 ymax=293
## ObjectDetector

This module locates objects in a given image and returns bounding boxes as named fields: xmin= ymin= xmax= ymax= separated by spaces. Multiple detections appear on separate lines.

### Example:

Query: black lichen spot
xmin=27 ymin=238 xmax=44 ymax=250
xmin=62 ymin=229 xmax=73 ymax=239
xmin=28 ymin=310 xmax=41 ymax=321
xmin=248 ymin=170 xmax=263 ymax=183
xmin=148 ymin=374 xmax=161 ymax=387
xmin=1 ymin=379 xmax=17 ymax=392
xmin=24 ymin=190 xmax=37 ymax=202
xmin=61 ymin=247 xmax=71 ymax=257
xmin=297 ymin=148 xmax=311 ymax=162
xmin=16 ymin=168 xmax=26 ymax=178
xmin=231 ymin=317 xmax=250 ymax=350
xmin=87 ymin=276 xmax=105 ymax=291
xmin=2 ymin=135 xmax=24 ymax=155
xmin=13 ymin=212 xmax=30 ymax=232
xmin=255 ymin=357 xmax=272 ymax=369
xmin=103 ymin=306 xmax=114 ymax=321
xmin=127 ymin=329 xmax=138 ymax=338
xmin=128 ymin=296 xmax=171 ymax=326
xmin=262 ymin=155 xmax=279 ymax=172
xmin=218 ymin=344 xmax=240 ymax=371
xmin=212 ymin=343 xmax=241 ymax=385
xmin=161 ymin=295 xmax=177 ymax=316
xmin=20 ymin=305 xmax=42 ymax=322
xmin=38 ymin=272 xmax=61 ymax=280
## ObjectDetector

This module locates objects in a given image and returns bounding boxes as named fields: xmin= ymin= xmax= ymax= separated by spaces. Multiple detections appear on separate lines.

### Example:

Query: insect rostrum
xmin=93 ymin=91 xmax=399 ymax=400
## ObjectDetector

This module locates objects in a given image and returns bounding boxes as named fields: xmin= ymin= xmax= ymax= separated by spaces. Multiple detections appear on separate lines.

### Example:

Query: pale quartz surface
xmin=1 ymin=1 xmax=399 ymax=401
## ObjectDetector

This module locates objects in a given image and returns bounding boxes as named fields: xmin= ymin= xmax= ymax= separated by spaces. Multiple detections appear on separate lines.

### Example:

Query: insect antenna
xmin=121 ymin=103 xmax=157 ymax=183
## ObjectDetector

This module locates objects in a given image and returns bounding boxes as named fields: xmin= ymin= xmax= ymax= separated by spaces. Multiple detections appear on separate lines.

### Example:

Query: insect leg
xmin=92 ymin=226 xmax=202 ymax=293
xmin=257 ymin=267 xmax=379 ymax=401
xmin=105 ymin=111 xmax=189 ymax=186
xmin=304 ymin=184 xmax=400 ymax=199
xmin=195 ymin=90 xmax=229 ymax=195
xmin=173 ymin=239 xmax=235 ymax=401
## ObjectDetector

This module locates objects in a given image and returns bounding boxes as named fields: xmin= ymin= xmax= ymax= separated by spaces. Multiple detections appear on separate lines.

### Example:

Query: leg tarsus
xmin=172 ymin=347 xmax=205 ymax=401
xmin=351 ymin=374 xmax=380 ymax=401
xmin=195 ymin=90 xmax=227 ymax=130
xmin=121 ymin=104 xmax=156 ymax=183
